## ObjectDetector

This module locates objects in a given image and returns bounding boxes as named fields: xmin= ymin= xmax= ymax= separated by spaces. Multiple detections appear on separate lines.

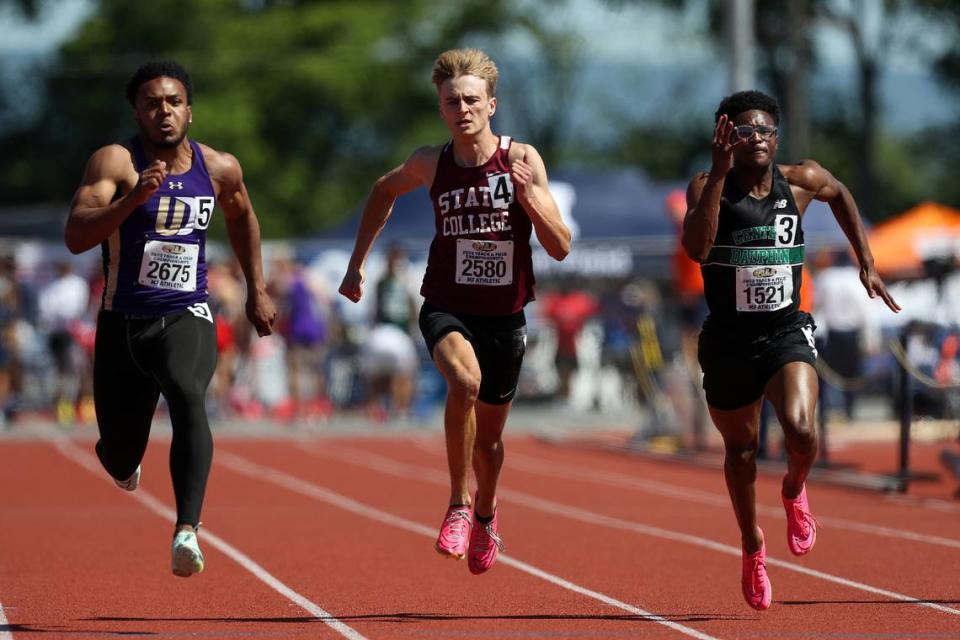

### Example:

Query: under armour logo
xmin=169 ymin=181 xmax=184 ymax=190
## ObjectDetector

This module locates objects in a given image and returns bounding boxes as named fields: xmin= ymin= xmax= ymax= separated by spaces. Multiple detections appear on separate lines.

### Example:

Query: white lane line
xmin=409 ymin=438 xmax=960 ymax=550
xmin=0 ymin=602 xmax=13 ymax=640
xmin=214 ymin=449 xmax=722 ymax=640
xmin=507 ymin=451 xmax=960 ymax=551
xmin=306 ymin=441 xmax=960 ymax=618
xmin=52 ymin=439 xmax=368 ymax=640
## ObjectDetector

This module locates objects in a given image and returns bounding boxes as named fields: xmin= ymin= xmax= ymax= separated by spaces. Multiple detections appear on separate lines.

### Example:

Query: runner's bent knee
xmin=446 ymin=366 xmax=481 ymax=403
xmin=781 ymin=410 xmax=817 ymax=452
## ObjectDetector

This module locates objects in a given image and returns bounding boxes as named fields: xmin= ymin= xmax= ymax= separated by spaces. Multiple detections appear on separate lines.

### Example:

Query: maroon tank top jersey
xmin=421 ymin=136 xmax=535 ymax=316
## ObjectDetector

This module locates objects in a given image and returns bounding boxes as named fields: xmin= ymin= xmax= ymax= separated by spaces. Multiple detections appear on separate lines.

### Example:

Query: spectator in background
xmin=815 ymin=248 xmax=872 ymax=420
xmin=206 ymin=261 xmax=244 ymax=418
xmin=358 ymin=323 xmax=418 ymax=421
xmin=941 ymin=442 xmax=960 ymax=499
xmin=375 ymin=244 xmax=418 ymax=332
xmin=0 ymin=255 xmax=21 ymax=426
xmin=936 ymin=332 xmax=960 ymax=498
xmin=273 ymin=255 xmax=328 ymax=422
xmin=540 ymin=279 xmax=599 ymax=400
xmin=37 ymin=261 xmax=89 ymax=424
xmin=666 ymin=189 xmax=706 ymax=342
xmin=361 ymin=245 xmax=419 ymax=420
xmin=667 ymin=189 xmax=709 ymax=448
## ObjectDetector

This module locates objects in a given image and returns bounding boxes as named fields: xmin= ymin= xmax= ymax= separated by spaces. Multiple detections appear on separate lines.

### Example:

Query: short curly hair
xmin=125 ymin=60 xmax=193 ymax=106
xmin=714 ymin=90 xmax=780 ymax=125
xmin=431 ymin=48 xmax=498 ymax=97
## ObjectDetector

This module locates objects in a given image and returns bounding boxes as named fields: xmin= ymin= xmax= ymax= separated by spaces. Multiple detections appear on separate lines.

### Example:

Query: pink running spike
xmin=782 ymin=481 xmax=820 ymax=556
xmin=435 ymin=505 xmax=471 ymax=559
xmin=741 ymin=529 xmax=772 ymax=611
xmin=468 ymin=507 xmax=504 ymax=575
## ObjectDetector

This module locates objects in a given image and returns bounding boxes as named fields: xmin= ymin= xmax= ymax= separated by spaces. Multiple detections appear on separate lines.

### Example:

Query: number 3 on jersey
xmin=487 ymin=173 xmax=514 ymax=209
xmin=775 ymin=214 xmax=797 ymax=247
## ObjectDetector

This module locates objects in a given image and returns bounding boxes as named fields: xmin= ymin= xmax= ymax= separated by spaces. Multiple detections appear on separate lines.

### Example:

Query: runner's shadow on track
xmin=1 ymin=623 xmax=161 ymax=635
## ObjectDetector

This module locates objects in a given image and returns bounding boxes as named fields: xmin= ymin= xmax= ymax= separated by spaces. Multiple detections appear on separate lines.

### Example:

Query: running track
xmin=1 ymin=430 xmax=958 ymax=639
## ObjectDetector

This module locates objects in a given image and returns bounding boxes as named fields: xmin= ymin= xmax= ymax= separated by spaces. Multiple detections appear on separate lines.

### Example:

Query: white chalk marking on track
xmin=307 ymin=441 xmax=960 ymax=618
xmin=215 ymin=449 xmax=722 ymax=640
xmin=51 ymin=439 xmax=369 ymax=640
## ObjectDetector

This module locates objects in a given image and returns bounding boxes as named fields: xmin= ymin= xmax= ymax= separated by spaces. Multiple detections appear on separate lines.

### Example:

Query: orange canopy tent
xmin=868 ymin=202 xmax=960 ymax=278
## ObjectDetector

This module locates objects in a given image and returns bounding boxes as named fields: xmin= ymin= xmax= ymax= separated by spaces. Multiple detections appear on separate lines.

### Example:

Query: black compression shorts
xmin=419 ymin=302 xmax=527 ymax=405
xmin=697 ymin=313 xmax=818 ymax=411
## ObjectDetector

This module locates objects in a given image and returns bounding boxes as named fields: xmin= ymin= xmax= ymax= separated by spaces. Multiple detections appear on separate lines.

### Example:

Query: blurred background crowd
xmin=0 ymin=196 xmax=957 ymax=437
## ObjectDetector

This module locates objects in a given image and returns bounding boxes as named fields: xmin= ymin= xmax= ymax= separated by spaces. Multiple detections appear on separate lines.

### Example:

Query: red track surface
xmin=1 ymin=431 xmax=958 ymax=639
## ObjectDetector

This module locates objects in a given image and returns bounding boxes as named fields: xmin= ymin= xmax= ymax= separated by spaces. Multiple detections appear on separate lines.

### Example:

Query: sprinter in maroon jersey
xmin=340 ymin=48 xmax=570 ymax=574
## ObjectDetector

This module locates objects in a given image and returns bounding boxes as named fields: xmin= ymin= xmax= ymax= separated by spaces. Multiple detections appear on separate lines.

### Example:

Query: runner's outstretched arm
xmin=212 ymin=150 xmax=276 ymax=336
xmin=339 ymin=147 xmax=433 ymax=303
xmin=794 ymin=159 xmax=900 ymax=313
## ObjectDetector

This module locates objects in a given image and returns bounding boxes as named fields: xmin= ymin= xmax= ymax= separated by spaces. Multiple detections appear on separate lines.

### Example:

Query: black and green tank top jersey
xmin=701 ymin=165 xmax=805 ymax=335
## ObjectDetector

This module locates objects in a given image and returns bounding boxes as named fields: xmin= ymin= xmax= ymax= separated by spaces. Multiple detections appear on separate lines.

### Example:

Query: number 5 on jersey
xmin=487 ymin=173 xmax=514 ymax=209
xmin=155 ymin=196 xmax=214 ymax=236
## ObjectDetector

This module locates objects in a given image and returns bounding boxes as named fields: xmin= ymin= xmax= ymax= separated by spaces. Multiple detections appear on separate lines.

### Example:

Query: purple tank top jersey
xmin=421 ymin=135 xmax=535 ymax=316
xmin=101 ymin=138 xmax=214 ymax=315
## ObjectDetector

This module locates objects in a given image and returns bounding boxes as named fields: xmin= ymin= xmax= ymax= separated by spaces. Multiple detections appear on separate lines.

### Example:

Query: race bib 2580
xmin=455 ymin=239 xmax=513 ymax=286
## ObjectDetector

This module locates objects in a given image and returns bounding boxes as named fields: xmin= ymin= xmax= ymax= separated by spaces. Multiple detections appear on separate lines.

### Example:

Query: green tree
xmin=0 ymin=0 xmax=560 ymax=237
xmin=606 ymin=0 xmax=958 ymax=220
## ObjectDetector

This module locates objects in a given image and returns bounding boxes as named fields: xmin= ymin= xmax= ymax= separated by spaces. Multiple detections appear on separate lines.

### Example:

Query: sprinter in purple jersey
xmin=66 ymin=60 xmax=276 ymax=578
xmin=340 ymin=49 xmax=570 ymax=575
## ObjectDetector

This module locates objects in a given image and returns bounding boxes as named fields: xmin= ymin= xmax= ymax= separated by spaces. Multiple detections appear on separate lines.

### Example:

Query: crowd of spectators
xmin=0 ymin=233 xmax=957 ymax=447
xmin=0 ymin=241 xmax=658 ymax=429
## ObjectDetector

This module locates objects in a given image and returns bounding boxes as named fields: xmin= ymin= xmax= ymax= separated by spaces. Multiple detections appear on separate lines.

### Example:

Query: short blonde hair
xmin=431 ymin=48 xmax=498 ymax=97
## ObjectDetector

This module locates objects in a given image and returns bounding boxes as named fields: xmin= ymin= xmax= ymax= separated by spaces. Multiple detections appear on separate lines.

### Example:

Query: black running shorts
xmin=419 ymin=302 xmax=527 ymax=405
xmin=698 ymin=314 xmax=818 ymax=411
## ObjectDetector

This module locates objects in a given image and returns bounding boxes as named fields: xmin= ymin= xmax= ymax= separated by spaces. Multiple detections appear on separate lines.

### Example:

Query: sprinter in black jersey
xmin=683 ymin=91 xmax=900 ymax=611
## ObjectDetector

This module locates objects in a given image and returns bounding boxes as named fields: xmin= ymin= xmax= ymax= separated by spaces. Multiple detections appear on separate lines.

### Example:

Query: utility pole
xmin=786 ymin=0 xmax=811 ymax=160
xmin=727 ymin=0 xmax=756 ymax=92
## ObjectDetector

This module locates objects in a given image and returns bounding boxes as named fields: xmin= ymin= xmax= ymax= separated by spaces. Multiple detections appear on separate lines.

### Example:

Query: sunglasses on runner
xmin=731 ymin=124 xmax=778 ymax=141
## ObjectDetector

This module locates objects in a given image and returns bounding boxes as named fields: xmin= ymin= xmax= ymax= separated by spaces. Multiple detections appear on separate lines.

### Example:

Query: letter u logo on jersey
xmin=155 ymin=196 xmax=214 ymax=236
xmin=155 ymin=196 xmax=190 ymax=236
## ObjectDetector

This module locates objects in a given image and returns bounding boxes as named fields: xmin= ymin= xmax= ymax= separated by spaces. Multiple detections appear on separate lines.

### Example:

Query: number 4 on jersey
xmin=487 ymin=173 xmax=514 ymax=209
